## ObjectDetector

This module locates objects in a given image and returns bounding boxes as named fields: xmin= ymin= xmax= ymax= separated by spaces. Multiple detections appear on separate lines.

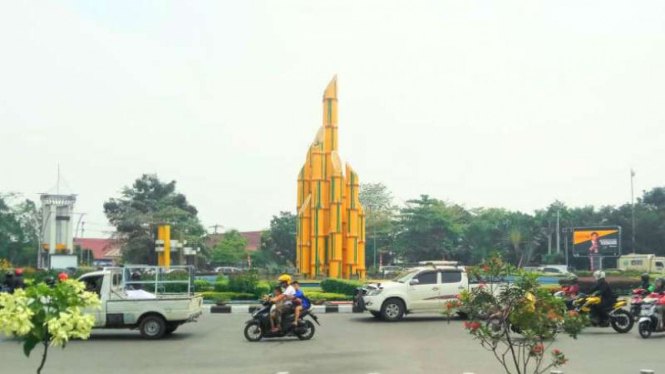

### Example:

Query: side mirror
xmin=409 ymin=279 xmax=419 ymax=285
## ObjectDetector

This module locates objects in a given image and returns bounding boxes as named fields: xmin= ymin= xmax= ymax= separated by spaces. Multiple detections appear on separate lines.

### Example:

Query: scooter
xmin=572 ymin=293 xmax=634 ymax=333
xmin=243 ymin=300 xmax=320 ymax=342
xmin=630 ymin=288 xmax=649 ymax=318
xmin=637 ymin=293 xmax=665 ymax=339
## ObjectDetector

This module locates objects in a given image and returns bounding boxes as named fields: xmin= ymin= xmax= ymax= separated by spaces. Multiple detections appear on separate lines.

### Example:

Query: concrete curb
xmin=209 ymin=304 xmax=365 ymax=314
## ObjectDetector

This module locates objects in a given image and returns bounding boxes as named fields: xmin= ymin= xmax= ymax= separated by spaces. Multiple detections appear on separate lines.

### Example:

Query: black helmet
xmin=43 ymin=276 xmax=55 ymax=287
xmin=642 ymin=273 xmax=650 ymax=282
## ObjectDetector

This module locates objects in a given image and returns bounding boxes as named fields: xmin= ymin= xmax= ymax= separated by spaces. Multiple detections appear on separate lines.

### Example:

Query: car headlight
xmin=367 ymin=289 xmax=383 ymax=296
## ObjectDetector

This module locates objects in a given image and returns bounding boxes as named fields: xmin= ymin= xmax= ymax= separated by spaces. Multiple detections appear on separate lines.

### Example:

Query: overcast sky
xmin=1 ymin=1 xmax=664 ymax=237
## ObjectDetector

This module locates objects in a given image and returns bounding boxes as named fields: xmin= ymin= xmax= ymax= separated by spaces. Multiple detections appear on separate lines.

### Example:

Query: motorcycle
xmin=243 ymin=300 xmax=320 ymax=342
xmin=630 ymin=288 xmax=650 ymax=318
xmin=637 ymin=293 xmax=665 ymax=339
xmin=572 ymin=293 xmax=634 ymax=333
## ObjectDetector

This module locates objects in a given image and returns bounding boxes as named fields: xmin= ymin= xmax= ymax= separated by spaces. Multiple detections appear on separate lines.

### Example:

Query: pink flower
xmin=469 ymin=322 xmax=480 ymax=331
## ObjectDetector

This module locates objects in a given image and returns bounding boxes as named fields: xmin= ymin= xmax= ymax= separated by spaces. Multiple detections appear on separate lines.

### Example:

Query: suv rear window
xmin=440 ymin=270 xmax=462 ymax=283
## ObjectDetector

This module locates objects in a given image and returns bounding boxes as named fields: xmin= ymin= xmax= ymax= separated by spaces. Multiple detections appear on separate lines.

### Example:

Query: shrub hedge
xmin=304 ymin=291 xmax=351 ymax=302
xmin=200 ymin=291 xmax=255 ymax=302
xmin=320 ymin=279 xmax=363 ymax=296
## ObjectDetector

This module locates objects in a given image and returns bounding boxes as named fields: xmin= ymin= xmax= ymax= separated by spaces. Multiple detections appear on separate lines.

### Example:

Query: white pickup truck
xmin=359 ymin=263 xmax=479 ymax=321
xmin=78 ymin=266 xmax=203 ymax=339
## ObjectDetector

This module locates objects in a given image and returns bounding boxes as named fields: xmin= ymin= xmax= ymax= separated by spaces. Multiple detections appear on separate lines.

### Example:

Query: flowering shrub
xmin=442 ymin=299 xmax=462 ymax=323
xmin=0 ymin=279 xmax=100 ymax=374
xmin=458 ymin=254 xmax=586 ymax=374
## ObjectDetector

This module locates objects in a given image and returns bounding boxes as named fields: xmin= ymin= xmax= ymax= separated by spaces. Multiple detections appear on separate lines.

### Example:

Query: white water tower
xmin=39 ymin=172 xmax=77 ymax=269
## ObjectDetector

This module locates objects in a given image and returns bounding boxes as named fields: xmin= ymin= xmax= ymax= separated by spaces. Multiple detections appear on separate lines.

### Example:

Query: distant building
xmin=206 ymin=231 xmax=263 ymax=251
xmin=74 ymin=238 xmax=122 ymax=263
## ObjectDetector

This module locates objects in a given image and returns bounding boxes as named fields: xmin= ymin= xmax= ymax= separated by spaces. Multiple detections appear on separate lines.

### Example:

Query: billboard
xmin=572 ymin=226 xmax=621 ymax=257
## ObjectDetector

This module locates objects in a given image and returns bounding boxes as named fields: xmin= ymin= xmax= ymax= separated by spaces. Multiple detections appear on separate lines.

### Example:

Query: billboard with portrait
xmin=572 ymin=226 xmax=621 ymax=257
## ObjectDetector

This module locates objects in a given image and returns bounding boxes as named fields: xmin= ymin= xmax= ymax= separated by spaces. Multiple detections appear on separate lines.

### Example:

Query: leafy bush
xmin=194 ymin=280 xmax=214 ymax=292
xmin=304 ymin=291 xmax=351 ymax=302
xmin=228 ymin=270 xmax=259 ymax=293
xmin=320 ymin=279 xmax=363 ymax=296
xmin=200 ymin=291 xmax=255 ymax=302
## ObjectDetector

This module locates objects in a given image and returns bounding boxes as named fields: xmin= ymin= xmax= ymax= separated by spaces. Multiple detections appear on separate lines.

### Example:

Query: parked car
xmin=539 ymin=265 xmax=571 ymax=276
xmin=77 ymin=266 xmax=203 ymax=339
xmin=214 ymin=266 xmax=244 ymax=274
xmin=358 ymin=263 xmax=496 ymax=321
xmin=379 ymin=265 xmax=402 ymax=278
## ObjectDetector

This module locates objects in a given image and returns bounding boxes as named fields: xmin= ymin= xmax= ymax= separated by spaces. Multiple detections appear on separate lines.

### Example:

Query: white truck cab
xmin=361 ymin=264 xmax=469 ymax=321
xmin=78 ymin=266 xmax=203 ymax=339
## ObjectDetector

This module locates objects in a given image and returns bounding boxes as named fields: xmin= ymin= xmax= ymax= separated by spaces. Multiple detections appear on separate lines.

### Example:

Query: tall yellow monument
xmin=296 ymin=77 xmax=366 ymax=280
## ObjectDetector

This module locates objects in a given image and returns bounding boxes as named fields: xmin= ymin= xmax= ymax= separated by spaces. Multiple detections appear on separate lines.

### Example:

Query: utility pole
xmin=556 ymin=210 xmax=561 ymax=254
xmin=631 ymin=169 xmax=636 ymax=253
xmin=210 ymin=224 xmax=223 ymax=234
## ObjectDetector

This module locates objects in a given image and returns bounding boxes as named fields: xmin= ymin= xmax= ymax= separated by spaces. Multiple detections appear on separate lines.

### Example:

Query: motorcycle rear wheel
xmin=296 ymin=320 xmax=315 ymax=340
xmin=244 ymin=322 xmax=263 ymax=342
xmin=610 ymin=309 xmax=634 ymax=333
xmin=638 ymin=321 xmax=652 ymax=339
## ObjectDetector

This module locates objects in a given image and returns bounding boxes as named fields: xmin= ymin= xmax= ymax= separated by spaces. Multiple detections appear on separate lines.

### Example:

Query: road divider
xmin=209 ymin=304 xmax=363 ymax=314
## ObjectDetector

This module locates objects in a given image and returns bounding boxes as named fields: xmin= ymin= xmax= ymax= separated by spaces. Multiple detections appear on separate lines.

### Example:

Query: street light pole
xmin=631 ymin=169 xmax=636 ymax=253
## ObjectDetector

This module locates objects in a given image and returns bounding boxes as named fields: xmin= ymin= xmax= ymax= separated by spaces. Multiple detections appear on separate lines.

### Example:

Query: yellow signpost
xmin=296 ymin=77 xmax=366 ymax=280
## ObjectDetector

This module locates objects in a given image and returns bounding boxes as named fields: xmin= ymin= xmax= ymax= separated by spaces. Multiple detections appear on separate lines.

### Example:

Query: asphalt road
xmin=1 ymin=312 xmax=664 ymax=374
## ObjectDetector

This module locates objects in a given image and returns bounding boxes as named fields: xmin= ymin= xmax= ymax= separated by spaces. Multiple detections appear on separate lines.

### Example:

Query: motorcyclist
xmin=269 ymin=274 xmax=296 ymax=333
xmin=653 ymin=278 xmax=665 ymax=295
xmin=588 ymin=270 xmax=615 ymax=325
xmin=13 ymin=268 xmax=25 ymax=291
xmin=3 ymin=272 xmax=15 ymax=293
xmin=639 ymin=273 xmax=654 ymax=293
xmin=292 ymin=281 xmax=310 ymax=326
xmin=562 ymin=275 xmax=580 ymax=297
xmin=561 ymin=275 xmax=579 ymax=309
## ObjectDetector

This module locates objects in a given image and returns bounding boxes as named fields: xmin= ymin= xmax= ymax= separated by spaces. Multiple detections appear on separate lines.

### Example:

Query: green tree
xmin=211 ymin=229 xmax=247 ymax=266
xmin=260 ymin=212 xmax=297 ymax=264
xmin=394 ymin=195 xmax=468 ymax=263
xmin=0 ymin=194 xmax=40 ymax=267
xmin=359 ymin=183 xmax=396 ymax=269
xmin=103 ymin=174 xmax=205 ymax=264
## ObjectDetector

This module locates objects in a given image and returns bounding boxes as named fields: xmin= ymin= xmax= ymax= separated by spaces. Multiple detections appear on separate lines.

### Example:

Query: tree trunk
xmin=37 ymin=342 xmax=49 ymax=374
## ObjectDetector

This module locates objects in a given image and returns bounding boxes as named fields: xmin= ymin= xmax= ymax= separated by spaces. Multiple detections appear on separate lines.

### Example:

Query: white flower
xmin=0 ymin=290 xmax=35 ymax=337
xmin=46 ymin=307 xmax=95 ymax=347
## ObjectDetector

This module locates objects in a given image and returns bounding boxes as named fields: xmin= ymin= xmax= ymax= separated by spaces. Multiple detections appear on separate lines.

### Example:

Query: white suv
xmin=361 ymin=265 xmax=469 ymax=321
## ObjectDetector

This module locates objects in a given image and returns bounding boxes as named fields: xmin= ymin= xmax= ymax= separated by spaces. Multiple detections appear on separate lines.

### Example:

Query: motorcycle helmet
xmin=568 ymin=274 xmax=579 ymax=283
xmin=14 ymin=268 xmax=23 ymax=276
xmin=58 ymin=272 xmax=69 ymax=281
xmin=593 ymin=270 xmax=605 ymax=280
xmin=277 ymin=274 xmax=292 ymax=285
xmin=641 ymin=273 xmax=650 ymax=283
xmin=44 ymin=276 xmax=55 ymax=287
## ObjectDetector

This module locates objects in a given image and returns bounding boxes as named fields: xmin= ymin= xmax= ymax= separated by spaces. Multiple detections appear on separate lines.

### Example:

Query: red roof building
xmin=73 ymin=238 xmax=121 ymax=261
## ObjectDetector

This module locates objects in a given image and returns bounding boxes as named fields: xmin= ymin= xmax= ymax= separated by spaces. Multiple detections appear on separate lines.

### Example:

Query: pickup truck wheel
xmin=381 ymin=299 xmax=405 ymax=322
xmin=140 ymin=315 xmax=166 ymax=339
